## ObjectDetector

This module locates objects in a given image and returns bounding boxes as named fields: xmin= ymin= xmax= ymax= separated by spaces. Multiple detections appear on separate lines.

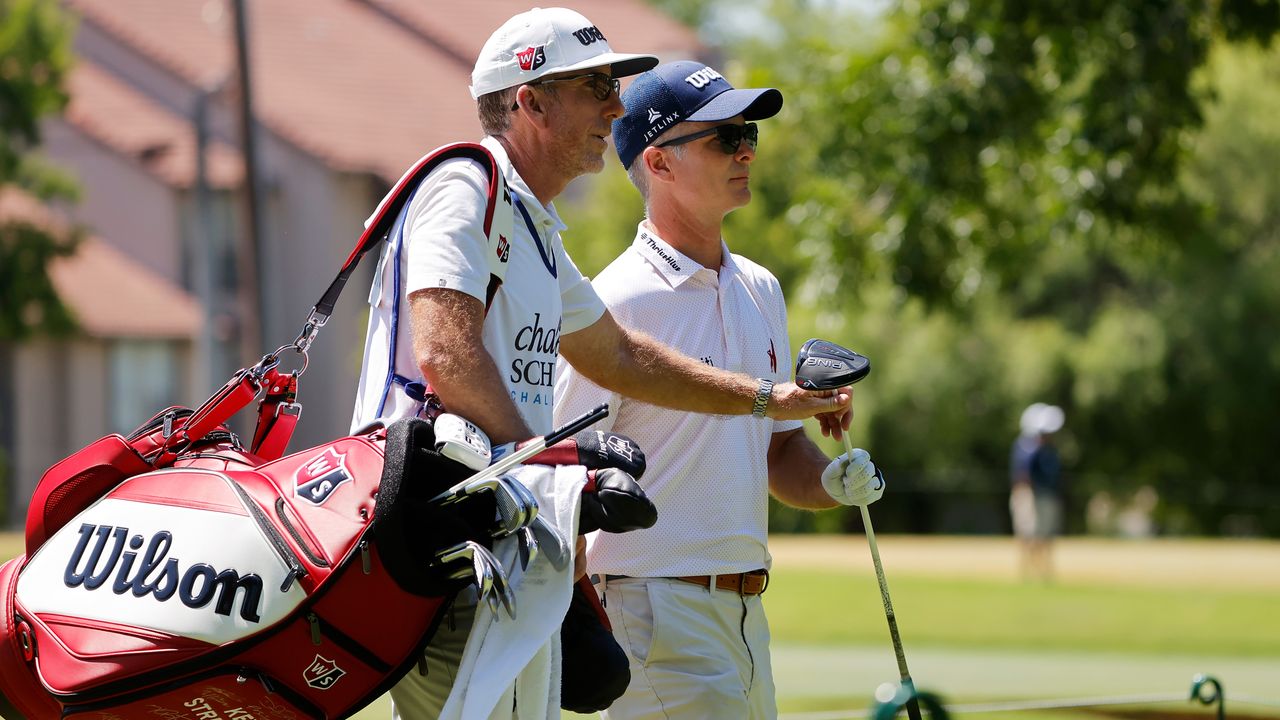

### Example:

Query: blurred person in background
xmin=1010 ymin=402 xmax=1065 ymax=580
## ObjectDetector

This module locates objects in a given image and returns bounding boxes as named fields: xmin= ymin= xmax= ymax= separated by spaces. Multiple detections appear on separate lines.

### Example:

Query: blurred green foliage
xmin=562 ymin=0 xmax=1280 ymax=536
xmin=0 ymin=0 xmax=79 ymax=341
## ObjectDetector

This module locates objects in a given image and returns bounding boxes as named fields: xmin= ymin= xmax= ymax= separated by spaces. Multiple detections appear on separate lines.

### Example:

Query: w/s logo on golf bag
xmin=304 ymin=655 xmax=347 ymax=690
xmin=296 ymin=446 xmax=352 ymax=505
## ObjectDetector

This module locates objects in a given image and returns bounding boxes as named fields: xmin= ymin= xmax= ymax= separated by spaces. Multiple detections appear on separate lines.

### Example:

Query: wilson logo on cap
xmin=572 ymin=25 xmax=606 ymax=45
xmin=517 ymin=45 xmax=546 ymax=71
xmin=684 ymin=67 xmax=724 ymax=89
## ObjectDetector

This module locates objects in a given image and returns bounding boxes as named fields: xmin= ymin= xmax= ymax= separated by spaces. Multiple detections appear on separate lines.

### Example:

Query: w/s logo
xmin=295 ymin=447 xmax=351 ymax=505
xmin=305 ymin=654 xmax=346 ymax=690
xmin=517 ymin=45 xmax=546 ymax=71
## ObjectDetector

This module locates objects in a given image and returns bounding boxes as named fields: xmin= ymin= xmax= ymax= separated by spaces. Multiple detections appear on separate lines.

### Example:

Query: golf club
xmin=528 ymin=514 xmax=570 ymax=571
xmin=491 ymin=474 xmax=540 ymax=537
xmin=428 ymin=403 xmax=609 ymax=506
xmin=437 ymin=540 xmax=516 ymax=620
xmin=794 ymin=338 xmax=923 ymax=720
xmin=516 ymin=525 xmax=538 ymax=571
xmin=437 ymin=541 xmax=495 ymax=605
xmin=472 ymin=542 xmax=516 ymax=619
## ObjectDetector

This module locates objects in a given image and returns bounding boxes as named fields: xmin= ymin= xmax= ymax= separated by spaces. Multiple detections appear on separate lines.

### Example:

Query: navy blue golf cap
xmin=613 ymin=60 xmax=783 ymax=169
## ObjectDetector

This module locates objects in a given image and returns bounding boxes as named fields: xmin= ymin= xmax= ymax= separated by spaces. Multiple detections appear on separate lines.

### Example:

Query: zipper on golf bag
xmin=226 ymin=476 xmax=308 ymax=592
xmin=306 ymin=611 xmax=392 ymax=674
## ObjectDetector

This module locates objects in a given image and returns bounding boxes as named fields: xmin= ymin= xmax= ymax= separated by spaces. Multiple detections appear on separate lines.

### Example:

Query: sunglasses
xmin=512 ymin=72 xmax=620 ymax=110
xmin=656 ymin=122 xmax=759 ymax=155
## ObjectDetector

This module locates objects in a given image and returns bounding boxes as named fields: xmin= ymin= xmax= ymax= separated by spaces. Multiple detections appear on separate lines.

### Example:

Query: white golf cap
xmin=470 ymin=7 xmax=659 ymax=99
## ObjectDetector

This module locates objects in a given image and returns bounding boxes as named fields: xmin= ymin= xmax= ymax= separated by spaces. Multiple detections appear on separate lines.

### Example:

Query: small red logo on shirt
xmin=767 ymin=339 xmax=777 ymax=373
xmin=496 ymin=235 xmax=510 ymax=262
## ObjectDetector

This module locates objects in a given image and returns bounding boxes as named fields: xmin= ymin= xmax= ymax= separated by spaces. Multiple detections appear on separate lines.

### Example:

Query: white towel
xmin=437 ymin=464 xmax=585 ymax=720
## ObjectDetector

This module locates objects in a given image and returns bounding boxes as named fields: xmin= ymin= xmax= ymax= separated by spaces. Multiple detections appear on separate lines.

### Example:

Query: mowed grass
xmin=765 ymin=569 xmax=1277 ymax=657
xmin=4 ymin=534 xmax=1278 ymax=719
xmin=765 ymin=535 xmax=1280 ymax=657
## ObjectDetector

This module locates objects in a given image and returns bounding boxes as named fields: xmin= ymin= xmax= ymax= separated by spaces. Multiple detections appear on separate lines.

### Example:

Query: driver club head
xmin=794 ymin=339 xmax=871 ymax=390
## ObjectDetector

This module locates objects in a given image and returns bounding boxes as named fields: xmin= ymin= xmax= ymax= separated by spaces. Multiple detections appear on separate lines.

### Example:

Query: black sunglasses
xmin=512 ymin=72 xmax=620 ymax=109
xmin=656 ymin=122 xmax=759 ymax=155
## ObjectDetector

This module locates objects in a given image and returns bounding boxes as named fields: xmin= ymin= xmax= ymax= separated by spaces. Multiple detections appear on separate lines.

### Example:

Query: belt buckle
xmin=745 ymin=569 xmax=769 ymax=596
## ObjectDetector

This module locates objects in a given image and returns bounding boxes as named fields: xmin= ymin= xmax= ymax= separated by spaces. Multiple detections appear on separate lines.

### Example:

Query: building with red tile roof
xmin=3 ymin=0 xmax=703 ymax=527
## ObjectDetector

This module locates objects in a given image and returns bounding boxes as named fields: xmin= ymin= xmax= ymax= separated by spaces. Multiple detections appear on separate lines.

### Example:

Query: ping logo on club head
xmin=295 ymin=447 xmax=352 ymax=505
xmin=304 ymin=654 xmax=346 ymax=690
xmin=805 ymin=357 xmax=847 ymax=370
xmin=517 ymin=45 xmax=546 ymax=71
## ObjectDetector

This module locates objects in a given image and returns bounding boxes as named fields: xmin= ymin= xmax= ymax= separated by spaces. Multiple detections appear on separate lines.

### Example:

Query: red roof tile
xmin=65 ymin=0 xmax=701 ymax=183
xmin=362 ymin=0 xmax=702 ymax=67
xmin=67 ymin=0 xmax=484 ymax=182
xmin=65 ymin=61 xmax=243 ymax=189
xmin=0 ymin=189 xmax=200 ymax=338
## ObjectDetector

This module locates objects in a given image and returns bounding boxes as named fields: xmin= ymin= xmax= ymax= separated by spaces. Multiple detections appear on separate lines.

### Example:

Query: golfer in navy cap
xmin=555 ymin=61 xmax=886 ymax=719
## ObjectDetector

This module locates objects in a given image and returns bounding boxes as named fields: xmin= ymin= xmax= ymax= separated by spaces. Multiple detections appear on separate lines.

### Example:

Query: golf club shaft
xmin=842 ymin=432 xmax=922 ymax=720
xmin=431 ymin=403 xmax=609 ymax=504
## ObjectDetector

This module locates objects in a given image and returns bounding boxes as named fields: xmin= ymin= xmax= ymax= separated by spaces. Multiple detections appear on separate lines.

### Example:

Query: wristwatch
xmin=752 ymin=378 xmax=775 ymax=418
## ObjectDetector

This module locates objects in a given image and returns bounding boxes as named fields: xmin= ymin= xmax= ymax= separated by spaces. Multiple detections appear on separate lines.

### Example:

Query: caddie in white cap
xmin=469 ymin=7 xmax=658 ymax=98
xmin=351 ymin=9 xmax=857 ymax=720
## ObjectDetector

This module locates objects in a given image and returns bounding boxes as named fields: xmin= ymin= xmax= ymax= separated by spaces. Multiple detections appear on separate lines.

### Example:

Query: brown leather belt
xmin=673 ymin=569 xmax=769 ymax=596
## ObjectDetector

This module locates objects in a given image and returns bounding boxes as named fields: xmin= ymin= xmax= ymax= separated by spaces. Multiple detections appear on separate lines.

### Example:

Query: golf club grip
xmin=441 ymin=404 xmax=610 ymax=495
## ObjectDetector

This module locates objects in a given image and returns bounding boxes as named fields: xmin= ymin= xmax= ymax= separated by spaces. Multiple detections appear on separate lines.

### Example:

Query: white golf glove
xmin=821 ymin=448 xmax=885 ymax=506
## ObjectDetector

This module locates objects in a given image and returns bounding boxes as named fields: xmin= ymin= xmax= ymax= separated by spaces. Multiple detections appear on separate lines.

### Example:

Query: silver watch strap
xmin=752 ymin=378 xmax=775 ymax=418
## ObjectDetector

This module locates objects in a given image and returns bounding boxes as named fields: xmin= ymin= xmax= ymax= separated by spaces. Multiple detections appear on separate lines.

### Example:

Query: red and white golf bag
xmin=0 ymin=409 xmax=490 ymax=719
xmin=0 ymin=143 xmax=527 ymax=719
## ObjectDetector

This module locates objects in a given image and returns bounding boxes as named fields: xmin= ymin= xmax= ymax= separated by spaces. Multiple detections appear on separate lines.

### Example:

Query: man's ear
xmin=643 ymin=146 xmax=675 ymax=185
xmin=513 ymin=85 xmax=553 ymax=128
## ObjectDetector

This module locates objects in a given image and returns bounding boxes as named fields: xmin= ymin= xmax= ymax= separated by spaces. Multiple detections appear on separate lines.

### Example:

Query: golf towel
xmin=438 ymin=463 xmax=586 ymax=720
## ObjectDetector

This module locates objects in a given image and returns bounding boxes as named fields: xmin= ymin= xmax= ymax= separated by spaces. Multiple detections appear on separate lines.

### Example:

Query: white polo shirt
xmin=352 ymin=136 xmax=606 ymax=435
xmin=554 ymin=222 xmax=801 ymax=577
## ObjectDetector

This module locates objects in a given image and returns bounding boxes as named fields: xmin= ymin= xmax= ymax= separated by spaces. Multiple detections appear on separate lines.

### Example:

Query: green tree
xmin=1 ymin=0 xmax=78 ymax=339
xmin=1 ymin=0 xmax=77 ymax=525
xmin=564 ymin=0 xmax=1280 ymax=535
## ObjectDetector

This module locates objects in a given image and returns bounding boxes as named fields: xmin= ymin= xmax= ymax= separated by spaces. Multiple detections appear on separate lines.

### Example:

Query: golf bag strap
xmin=156 ymin=368 xmax=262 ymax=464
xmin=250 ymin=368 xmax=301 ymax=460
xmin=311 ymin=143 xmax=505 ymax=327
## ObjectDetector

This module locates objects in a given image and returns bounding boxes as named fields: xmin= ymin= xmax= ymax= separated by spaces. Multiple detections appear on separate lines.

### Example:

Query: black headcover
xmin=374 ymin=417 xmax=496 ymax=597
xmin=560 ymin=576 xmax=630 ymax=713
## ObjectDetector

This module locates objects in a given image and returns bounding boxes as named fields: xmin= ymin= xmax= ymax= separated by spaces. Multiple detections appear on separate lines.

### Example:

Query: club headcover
xmin=579 ymin=468 xmax=657 ymax=535
xmin=528 ymin=429 xmax=647 ymax=479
